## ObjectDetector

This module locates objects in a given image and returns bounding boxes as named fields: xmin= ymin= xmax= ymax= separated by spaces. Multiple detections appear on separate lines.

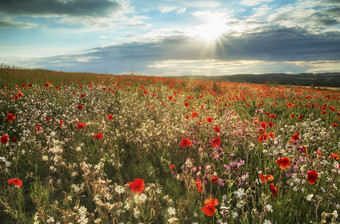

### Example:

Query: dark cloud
xmin=0 ymin=0 xmax=122 ymax=17
xmin=37 ymin=27 xmax=340 ymax=73
xmin=217 ymin=27 xmax=340 ymax=61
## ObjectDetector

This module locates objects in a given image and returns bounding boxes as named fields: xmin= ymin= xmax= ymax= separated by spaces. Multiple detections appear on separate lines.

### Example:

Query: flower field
xmin=0 ymin=68 xmax=339 ymax=224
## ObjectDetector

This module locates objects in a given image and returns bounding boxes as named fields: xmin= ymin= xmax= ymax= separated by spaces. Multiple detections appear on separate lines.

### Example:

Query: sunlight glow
xmin=190 ymin=12 xmax=229 ymax=42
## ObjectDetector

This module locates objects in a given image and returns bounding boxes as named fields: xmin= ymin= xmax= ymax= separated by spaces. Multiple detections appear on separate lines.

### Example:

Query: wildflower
xmin=268 ymin=121 xmax=273 ymax=128
xmin=306 ymin=194 xmax=314 ymax=201
xmin=107 ymin=114 xmax=113 ymax=120
xmin=44 ymin=82 xmax=50 ymax=87
xmin=11 ymin=137 xmax=17 ymax=142
xmin=1 ymin=135 xmax=9 ymax=144
xmin=290 ymin=131 xmax=300 ymax=142
xmin=201 ymin=198 xmax=218 ymax=216
xmin=77 ymin=105 xmax=83 ymax=110
xmin=211 ymin=176 xmax=219 ymax=184
xmin=263 ymin=219 xmax=272 ymax=224
xmin=211 ymin=137 xmax=220 ymax=147
xmin=214 ymin=125 xmax=220 ymax=133
xmin=59 ymin=120 xmax=63 ymax=127
xmin=184 ymin=102 xmax=189 ymax=108
xmin=5 ymin=113 xmax=16 ymax=122
xmin=127 ymin=178 xmax=145 ymax=194
xmin=270 ymin=183 xmax=278 ymax=197
xmin=290 ymin=114 xmax=296 ymax=118
xmin=307 ymin=170 xmax=318 ymax=184
xmin=329 ymin=152 xmax=339 ymax=160
xmin=170 ymin=165 xmax=175 ymax=170
xmin=266 ymin=204 xmax=273 ymax=212
xmin=35 ymin=126 xmax=42 ymax=132
xmin=267 ymin=132 xmax=275 ymax=139
xmin=269 ymin=114 xmax=276 ymax=118
xmin=332 ymin=123 xmax=338 ymax=127
xmin=258 ymin=133 xmax=267 ymax=143
xmin=167 ymin=207 xmax=176 ymax=216
xmin=196 ymin=179 xmax=203 ymax=192
xmin=94 ymin=133 xmax=103 ymax=140
xmin=259 ymin=174 xmax=274 ymax=183
xmin=192 ymin=111 xmax=199 ymax=118
xmin=299 ymin=115 xmax=303 ymax=120
xmin=260 ymin=121 xmax=267 ymax=129
xmin=233 ymin=188 xmax=245 ymax=199
xmin=8 ymin=178 xmax=23 ymax=187
xmin=206 ymin=116 xmax=213 ymax=124
xmin=180 ymin=138 xmax=192 ymax=147
xmin=77 ymin=123 xmax=87 ymax=129
xmin=80 ymin=94 xmax=86 ymax=97
xmin=276 ymin=157 xmax=290 ymax=170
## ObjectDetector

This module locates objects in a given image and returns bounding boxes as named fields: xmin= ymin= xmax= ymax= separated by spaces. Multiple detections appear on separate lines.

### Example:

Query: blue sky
xmin=1 ymin=0 xmax=340 ymax=76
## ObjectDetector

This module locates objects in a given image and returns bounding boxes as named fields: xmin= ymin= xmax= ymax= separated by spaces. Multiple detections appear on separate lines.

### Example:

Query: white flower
xmin=167 ymin=207 xmax=176 ymax=216
xmin=266 ymin=204 xmax=273 ymax=212
xmin=306 ymin=194 xmax=314 ymax=201
xmin=168 ymin=217 xmax=179 ymax=224
xmin=232 ymin=211 xmax=238 ymax=218
xmin=263 ymin=219 xmax=272 ymax=224
xmin=233 ymin=188 xmax=245 ymax=199
xmin=333 ymin=210 xmax=338 ymax=218
xmin=133 ymin=207 xmax=140 ymax=218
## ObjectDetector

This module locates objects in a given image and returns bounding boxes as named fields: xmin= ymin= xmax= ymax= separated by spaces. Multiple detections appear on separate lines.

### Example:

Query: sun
xmin=190 ymin=12 xmax=229 ymax=42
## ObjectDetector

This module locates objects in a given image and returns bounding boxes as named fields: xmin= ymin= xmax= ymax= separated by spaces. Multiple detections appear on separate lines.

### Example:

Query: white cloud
xmin=241 ymin=0 xmax=273 ymax=6
xmin=251 ymin=5 xmax=271 ymax=18
xmin=159 ymin=6 xmax=177 ymax=13
xmin=176 ymin=8 xmax=186 ymax=14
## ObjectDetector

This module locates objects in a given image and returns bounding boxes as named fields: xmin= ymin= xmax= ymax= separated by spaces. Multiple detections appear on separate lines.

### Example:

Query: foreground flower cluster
xmin=0 ymin=68 xmax=339 ymax=223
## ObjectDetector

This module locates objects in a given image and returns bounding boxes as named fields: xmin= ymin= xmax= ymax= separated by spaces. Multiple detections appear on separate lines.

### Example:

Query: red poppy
xmin=192 ymin=111 xmax=199 ymax=118
xmin=316 ymin=149 xmax=323 ymax=156
xmin=259 ymin=174 xmax=274 ymax=183
xmin=11 ymin=137 xmax=17 ymax=142
xmin=80 ymin=94 xmax=86 ymax=97
xmin=290 ymin=131 xmax=300 ymax=142
xmin=196 ymin=179 xmax=203 ymax=192
xmin=8 ymin=178 xmax=23 ymax=187
xmin=268 ymin=121 xmax=273 ymax=128
xmin=307 ymin=170 xmax=318 ymax=184
xmin=258 ymin=133 xmax=267 ymax=143
xmin=270 ymin=183 xmax=279 ymax=197
xmin=276 ymin=157 xmax=290 ymax=170
xmin=45 ymin=116 xmax=51 ymax=122
xmin=201 ymin=198 xmax=218 ymax=216
xmin=77 ymin=123 xmax=87 ymax=129
xmin=290 ymin=114 xmax=295 ymax=118
xmin=329 ymin=152 xmax=339 ymax=160
xmin=180 ymin=138 xmax=192 ymax=147
xmin=184 ymin=102 xmax=189 ymax=108
xmin=322 ymin=111 xmax=326 ymax=115
xmin=206 ymin=116 xmax=213 ymax=124
xmin=211 ymin=176 xmax=219 ymax=184
xmin=269 ymin=114 xmax=276 ymax=118
xmin=77 ymin=105 xmax=83 ymax=110
xmin=299 ymin=115 xmax=303 ymax=120
xmin=267 ymin=132 xmax=275 ymax=139
xmin=35 ymin=126 xmax=42 ymax=132
xmin=260 ymin=121 xmax=267 ymax=129
xmin=127 ymin=178 xmax=145 ymax=194
xmin=170 ymin=165 xmax=175 ymax=170
xmin=44 ymin=82 xmax=50 ymax=87
xmin=5 ymin=113 xmax=16 ymax=122
xmin=60 ymin=120 xmax=64 ymax=127
xmin=214 ymin=125 xmax=220 ymax=133
xmin=107 ymin=114 xmax=113 ymax=120
xmin=332 ymin=123 xmax=338 ymax=127
xmin=1 ymin=135 xmax=9 ymax=144
xmin=94 ymin=133 xmax=103 ymax=140
xmin=211 ymin=137 xmax=220 ymax=147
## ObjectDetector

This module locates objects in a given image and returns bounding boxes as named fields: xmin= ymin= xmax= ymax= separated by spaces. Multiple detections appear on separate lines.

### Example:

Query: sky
xmin=1 ymin=0 xmax=340 ymax=76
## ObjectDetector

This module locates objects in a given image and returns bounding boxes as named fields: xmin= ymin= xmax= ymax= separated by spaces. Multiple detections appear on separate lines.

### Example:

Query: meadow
xmin=0 ymin=68 xmax=339 ymax=224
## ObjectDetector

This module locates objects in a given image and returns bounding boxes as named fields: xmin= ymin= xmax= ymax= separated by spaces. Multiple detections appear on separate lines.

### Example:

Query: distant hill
xmin=189 ymin=73 xmax=340 ymax=87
